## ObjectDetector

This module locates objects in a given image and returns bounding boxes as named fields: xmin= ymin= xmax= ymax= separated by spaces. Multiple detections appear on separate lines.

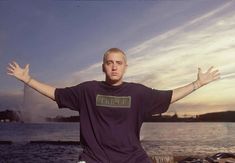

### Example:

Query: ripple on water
xmin=0 ymin=143 xmax=82 ymax=163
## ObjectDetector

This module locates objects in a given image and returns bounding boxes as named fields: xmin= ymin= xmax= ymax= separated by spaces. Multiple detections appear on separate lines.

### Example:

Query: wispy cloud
xmin=64 ymin=1 xmax=235 ymax=115
xmin=169 ymin=101 xmax=235 ymax=116
xmin=3 ymin=1 xmax=234 ymax=117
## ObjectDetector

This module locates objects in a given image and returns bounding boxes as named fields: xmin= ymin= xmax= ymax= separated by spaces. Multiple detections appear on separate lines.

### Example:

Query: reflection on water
xmin=0 ymin=122 xmax=80 ymax=163
xmin=0 ymin=122 xmax=235 ymax=162
xmin=0 ymin=143 xmax=81 ymax=163
xmin=141 ymin=122 xmax=230 ymax=141
xmin=0 ymin=122 xmax=79 ymax=142
xmin=141 ymin=122 xmax=235 ymax=156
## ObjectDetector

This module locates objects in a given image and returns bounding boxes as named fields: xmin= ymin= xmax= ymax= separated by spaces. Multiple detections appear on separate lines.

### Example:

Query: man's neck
xmin=105 ymin=79 xmax=123 ymax=86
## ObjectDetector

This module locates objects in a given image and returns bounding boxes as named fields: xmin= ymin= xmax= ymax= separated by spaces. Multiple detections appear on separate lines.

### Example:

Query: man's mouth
xmin=111 ymin=73 xmax=118 ymax=76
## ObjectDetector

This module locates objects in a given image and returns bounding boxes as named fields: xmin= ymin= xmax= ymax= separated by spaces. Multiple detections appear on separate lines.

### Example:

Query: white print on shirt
xmin=96 ymin=94 xmax=131 ymax=108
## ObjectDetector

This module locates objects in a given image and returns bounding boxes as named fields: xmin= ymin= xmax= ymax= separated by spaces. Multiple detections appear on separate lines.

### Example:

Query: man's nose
xmin=112 ymin=64 xmax=117 ymax=70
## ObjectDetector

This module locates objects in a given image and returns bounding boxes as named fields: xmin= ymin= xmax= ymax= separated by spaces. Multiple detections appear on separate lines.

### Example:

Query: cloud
xmin=221 ymin=72 xmax=235 ymax=80
xmin=3 ymin=1 xmax=234 ymax=118
xmin=169 ymin=101 xmax=235 ymax=116
xmin=0 ymin=91 xmax=23 ymax=111
xmin=62 ymin=1 xmax=235 ymax=115
xmin=0 ymin=85 xmax=78 ymax=122
xmin=70 ymin=63 xmax=103 ymax=85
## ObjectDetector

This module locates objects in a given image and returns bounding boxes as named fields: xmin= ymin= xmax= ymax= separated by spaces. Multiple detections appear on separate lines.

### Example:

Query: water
xmin=0 ymin=122 xmax=81 ymax=163
xmin=1 ymin=122 xmax=235 ymax=162
xmin=0 ymin=122 xmax=79 ymax=142
xmin=0 ymin=143 xmax=81 ymax=163
xmin=141 ymin=122 xmax=235 ymax=157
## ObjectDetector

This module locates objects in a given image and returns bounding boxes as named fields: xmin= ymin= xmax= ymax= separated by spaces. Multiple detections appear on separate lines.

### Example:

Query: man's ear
xmin=102 ymin=64 xmax=105 ymax=73
xmin=124 ymin=64 xmax=128 ymax=73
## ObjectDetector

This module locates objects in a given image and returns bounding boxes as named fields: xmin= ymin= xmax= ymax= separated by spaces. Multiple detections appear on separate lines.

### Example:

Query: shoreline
xmin=1 ymin=140 xmax=234 ymax=162
xmin=149 ymin=153 xmax=235 ymax=163
xmin=149 ymin=155 xmax=205 ymax=163
xmin=149 ymin=154 xmax=196 ymax=163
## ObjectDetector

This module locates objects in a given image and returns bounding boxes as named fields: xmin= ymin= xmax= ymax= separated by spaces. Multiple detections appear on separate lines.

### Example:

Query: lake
xmin=1 ymin=122 xmax=235 ymax=162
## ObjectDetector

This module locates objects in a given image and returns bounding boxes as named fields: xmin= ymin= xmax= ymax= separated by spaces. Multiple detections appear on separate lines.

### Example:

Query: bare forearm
xmin=7 ymin=62 xmax=56 ymax=100
xmin=171 ymin=80 xmax=201 ymax=103
xmin=25 ymin=77 xmax=56 ymax=100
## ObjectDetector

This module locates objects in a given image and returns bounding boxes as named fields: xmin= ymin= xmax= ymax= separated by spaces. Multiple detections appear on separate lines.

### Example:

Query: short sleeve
xmin=142 ymin=87 xmax=172 ymax=117
xmin=54 ymin=85 xmax=82 ymax=112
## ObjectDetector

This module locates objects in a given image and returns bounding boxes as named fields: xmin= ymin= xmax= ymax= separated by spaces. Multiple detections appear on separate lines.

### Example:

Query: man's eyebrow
xmin=106 ymin=60 xmax=113 ymax=62
xmin=106 ymin=59 xmax=123 ymax=62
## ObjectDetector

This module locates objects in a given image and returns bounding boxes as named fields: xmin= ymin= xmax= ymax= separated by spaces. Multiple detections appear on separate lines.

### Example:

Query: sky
xmin=0 ymin=0 xmax=235 ymax=121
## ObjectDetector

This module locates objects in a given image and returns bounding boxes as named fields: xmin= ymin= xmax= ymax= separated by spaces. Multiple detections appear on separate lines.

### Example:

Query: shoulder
xmin=126 ymin=82 xmax=146 ymax=87
xmin=67 ymin=80 xmax=99 ymax=90
xmin=78 ymin=80 xmax=99 ymax=87
xmin=125 ymin=82 xmax=150 ymax=90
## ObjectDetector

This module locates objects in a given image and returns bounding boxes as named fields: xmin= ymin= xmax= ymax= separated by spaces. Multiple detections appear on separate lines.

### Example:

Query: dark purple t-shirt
xmin=55 ymin=81 xmax=172 ymax=163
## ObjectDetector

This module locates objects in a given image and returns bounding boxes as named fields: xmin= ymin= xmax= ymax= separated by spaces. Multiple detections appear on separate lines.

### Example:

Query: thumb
xmin=25 ymin=64 xmax=30 ymax=75
xmin=25 ymin=64 xmax=30 ymax=70
xmin=198 ymin=67 xmax=202 ymax=74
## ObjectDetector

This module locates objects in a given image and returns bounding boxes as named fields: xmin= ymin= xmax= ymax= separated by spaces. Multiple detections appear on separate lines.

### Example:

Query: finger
xmin=8 ymin=63 xmax=16 ymax=69
xmin=211 ymin=70 xmax=219 ymax=75
xmin=12 ymin=61 xmax=19 ymax=68
xmin=213 ymin=75 xmax=220 ymax=81
xmin=207 ymin=66 xmax=214 ymax=73
xmin=213 ymin=73 xmax=220 ymax=79
xmin=25 ymin=64 xmax=30 ymax=69
xmin=6 ymin=67 xmax=14 ymax=75
xmin=7 ymin=72 xmax=14 ymax=76
xmin=7 ymin=67 xmax=14 ymax=72
xmin=211 ymin=72 xmax=220 ymax=80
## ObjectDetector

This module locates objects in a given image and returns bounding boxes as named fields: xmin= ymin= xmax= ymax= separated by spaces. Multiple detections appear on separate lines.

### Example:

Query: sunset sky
xmin=0 ymin=0 xmax=234 ymax=121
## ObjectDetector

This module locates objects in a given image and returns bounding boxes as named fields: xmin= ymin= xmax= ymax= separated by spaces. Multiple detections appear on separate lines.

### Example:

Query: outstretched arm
xmin=7 ymin=61 xmax=56 ymax=100
xmin=171 ymin=66 xmax=220 ymax=103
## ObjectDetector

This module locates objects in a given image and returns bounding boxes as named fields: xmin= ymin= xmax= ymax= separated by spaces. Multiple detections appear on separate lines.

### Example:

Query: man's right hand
xmin=7 ymin=61 xmax=56 ymax=100
xmin=7 ymin=61 xmax=31 ymax=83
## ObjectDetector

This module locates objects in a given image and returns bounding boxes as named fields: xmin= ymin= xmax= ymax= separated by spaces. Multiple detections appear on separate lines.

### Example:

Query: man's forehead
xmin=103 ymin=52 xmax=126 ymax=62
xmin=105 ymin=52 xmax=126 ymax=60
xmin=106 ymin=52 xmax=124 ymax=57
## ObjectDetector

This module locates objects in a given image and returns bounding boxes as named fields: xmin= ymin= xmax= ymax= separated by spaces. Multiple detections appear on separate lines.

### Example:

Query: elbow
xmin=171 ymin=90 xmax=179 ymax=104
xmin=170 ymin=97 xmax=176 ymax=104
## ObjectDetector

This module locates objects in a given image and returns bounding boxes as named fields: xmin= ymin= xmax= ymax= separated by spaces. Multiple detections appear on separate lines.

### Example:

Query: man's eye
xmin=106 ymin=61 xmax=112 ymax=65
xmin=117 ymin=61 xmax=123 ymax=65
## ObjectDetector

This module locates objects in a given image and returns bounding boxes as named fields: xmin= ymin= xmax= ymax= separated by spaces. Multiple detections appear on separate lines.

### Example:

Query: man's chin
xmin=106 ymin=77 xmax=123 ymax=85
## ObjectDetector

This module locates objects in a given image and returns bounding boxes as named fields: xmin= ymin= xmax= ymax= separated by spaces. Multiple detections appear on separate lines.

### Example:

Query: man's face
xmin=102 ymin=52 xmax=127 ymax=85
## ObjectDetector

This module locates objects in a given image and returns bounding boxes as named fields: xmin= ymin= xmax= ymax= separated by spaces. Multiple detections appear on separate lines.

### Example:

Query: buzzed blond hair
xmin=103 ymin=48 xmax=127 ymax=63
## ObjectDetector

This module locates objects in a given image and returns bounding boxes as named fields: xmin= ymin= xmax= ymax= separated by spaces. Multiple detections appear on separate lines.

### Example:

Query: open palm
xmin=7 ymin=61 xmax=30 ymax=83
xmin=197 ymin=66 xmax=220 ymax=86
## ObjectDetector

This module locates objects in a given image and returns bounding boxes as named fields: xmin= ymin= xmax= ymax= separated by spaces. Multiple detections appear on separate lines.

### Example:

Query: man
xmin=7 ymin=48 xmax=220 ymax=163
